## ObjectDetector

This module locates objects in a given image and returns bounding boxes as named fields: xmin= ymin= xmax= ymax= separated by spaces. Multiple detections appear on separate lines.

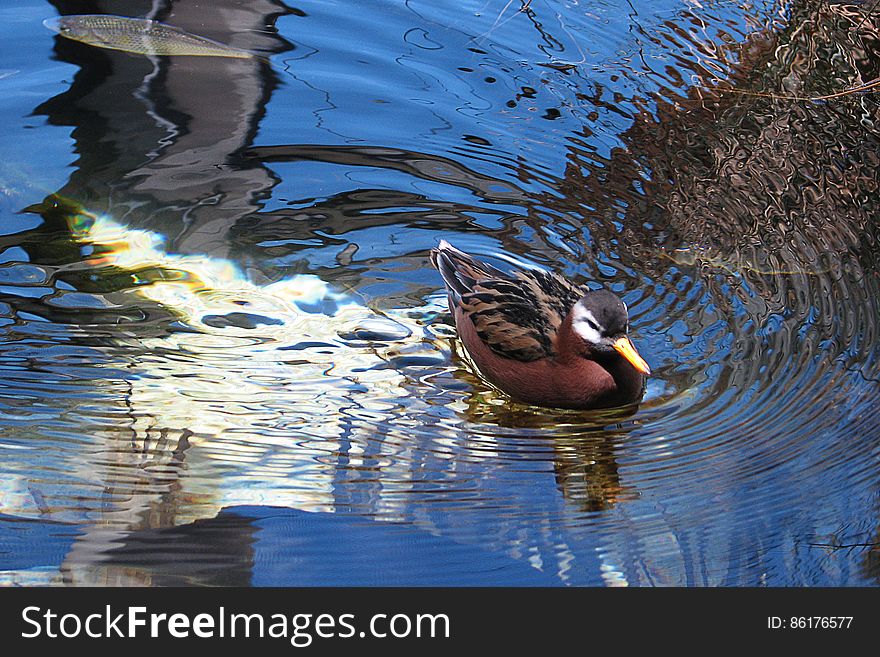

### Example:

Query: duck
xmin=430 ymin=240 xmax=650 ymax=410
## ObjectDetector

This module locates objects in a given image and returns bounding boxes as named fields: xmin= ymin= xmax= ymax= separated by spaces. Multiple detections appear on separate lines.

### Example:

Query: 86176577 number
xmin=768 ymin=616 xmax=853 ymax=629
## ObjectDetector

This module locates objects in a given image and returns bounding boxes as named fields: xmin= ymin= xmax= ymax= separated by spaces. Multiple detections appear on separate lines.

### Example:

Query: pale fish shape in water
xmin=43 ymin=14 xmax=253 ymax=59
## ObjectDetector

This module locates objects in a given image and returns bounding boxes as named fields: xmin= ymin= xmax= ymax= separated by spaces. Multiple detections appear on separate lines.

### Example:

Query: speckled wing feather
xmin=432 ymin=242 xmax=585 ymax=361
xmin=464 ymin=269 xmax=585 ymax=360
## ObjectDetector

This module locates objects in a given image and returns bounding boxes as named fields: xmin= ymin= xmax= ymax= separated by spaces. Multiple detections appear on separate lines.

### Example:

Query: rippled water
xmin=1 ymin=0 xmax=879 ymax=586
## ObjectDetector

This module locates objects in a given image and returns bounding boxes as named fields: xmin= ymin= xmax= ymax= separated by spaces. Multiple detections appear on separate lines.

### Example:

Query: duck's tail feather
xmin=430 ymin=240 xmax=507 ymax=303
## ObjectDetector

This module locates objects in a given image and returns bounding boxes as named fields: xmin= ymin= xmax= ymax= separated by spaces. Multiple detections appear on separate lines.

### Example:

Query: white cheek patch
xmin=573 ymin=320 xmax=602 ymax=344
xmin=571 ymin=305 xmax=603 ymax=344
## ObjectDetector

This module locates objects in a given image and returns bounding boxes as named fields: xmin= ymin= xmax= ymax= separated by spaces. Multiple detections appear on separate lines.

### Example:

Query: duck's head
xmin=567 ymin=289 xmax=651 ymax=375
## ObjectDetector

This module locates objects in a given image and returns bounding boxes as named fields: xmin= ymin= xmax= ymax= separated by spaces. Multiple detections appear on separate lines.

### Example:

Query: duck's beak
xmin=613 ymin=337 xmax=651 ymax=375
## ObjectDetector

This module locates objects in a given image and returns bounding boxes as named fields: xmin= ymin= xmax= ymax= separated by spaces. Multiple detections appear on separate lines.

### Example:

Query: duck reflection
xmin=450 ymin=348 xmax=636 ymax=513
xmin=551 ymin=436 xmax=631 ymax=513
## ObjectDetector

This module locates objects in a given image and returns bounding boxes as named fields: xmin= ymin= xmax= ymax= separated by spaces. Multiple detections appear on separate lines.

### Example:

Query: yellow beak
xmin=613 ymin=337 xmax=651 ymax=375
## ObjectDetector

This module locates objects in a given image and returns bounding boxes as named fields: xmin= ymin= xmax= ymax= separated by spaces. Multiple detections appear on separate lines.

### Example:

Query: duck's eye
xmin=584 ymin=318 xmax=601 ymax=333
xmin=573 ymin=316 xmax=604 ymax=344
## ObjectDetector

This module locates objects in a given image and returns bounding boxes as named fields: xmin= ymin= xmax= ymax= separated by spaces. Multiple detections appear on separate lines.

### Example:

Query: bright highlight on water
xmin=42 ymin=14 xmax=254 ymax=59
